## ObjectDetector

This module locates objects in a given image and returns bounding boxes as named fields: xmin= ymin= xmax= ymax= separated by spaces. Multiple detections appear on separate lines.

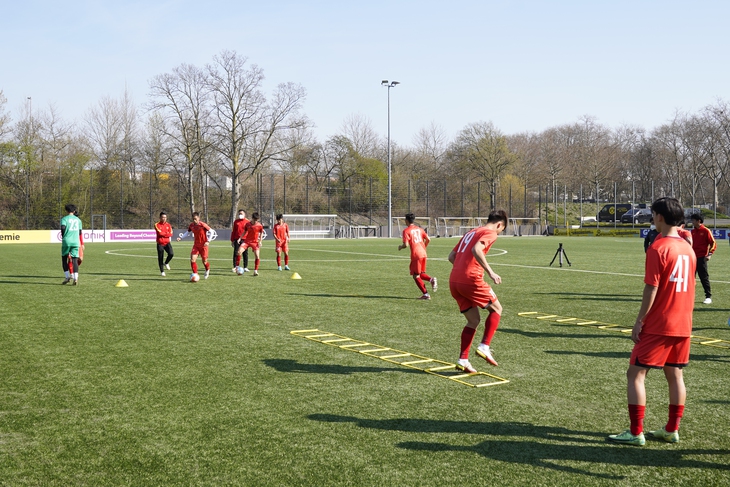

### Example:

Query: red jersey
xmin=274 ymin=222 xmax=289 ymax=243
xmin=243 ymin=221 xmax=264 ymax=244
xmin=155 ymin=221 xmax=173 ymax=245
xmin=402 ymin=224 xmax=428 ymax=260
xmin=449 ymin=227 xmax=498 ymax=284
xmin=232 ymin=218 xmax=248 ymax=242
xmin=642 ymin=236 xmax=696 ymax=337
xmin=188 ymin=221 xmax=212 ymax=247
xmin=690 ymin=224 xmax=716 ymax=258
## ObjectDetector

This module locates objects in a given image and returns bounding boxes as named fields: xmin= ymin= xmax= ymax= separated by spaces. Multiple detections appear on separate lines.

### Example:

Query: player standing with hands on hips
xmin=448 ymin=209 xmax=508 ymax=373
xmin=398 ymin=213 xmax=436 ymax=300
xmin=274 ymin=214 xmax=290 ymax=271
xmin=154 ymin=212 xmax=174 ymax=276
xmin=177 ymin=212 xmax=213 ymax=280
xmin=608 ymin=197 xmax=696 ymax=446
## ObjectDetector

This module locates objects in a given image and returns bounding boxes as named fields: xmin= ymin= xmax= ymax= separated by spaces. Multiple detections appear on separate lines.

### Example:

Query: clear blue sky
xmin=2 ymin=0 xmax=729 ymax=145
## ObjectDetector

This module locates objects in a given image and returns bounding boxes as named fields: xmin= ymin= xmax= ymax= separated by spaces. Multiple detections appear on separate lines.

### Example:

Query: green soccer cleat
xmin=607 ymin=430 xmax=645 ymax=446
xmin=647 ymin=428 xmax=679 ymax=443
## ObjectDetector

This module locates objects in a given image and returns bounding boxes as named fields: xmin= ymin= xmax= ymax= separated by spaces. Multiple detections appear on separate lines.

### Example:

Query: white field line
xmin=104 ymin=246 xmax=730 ymax=283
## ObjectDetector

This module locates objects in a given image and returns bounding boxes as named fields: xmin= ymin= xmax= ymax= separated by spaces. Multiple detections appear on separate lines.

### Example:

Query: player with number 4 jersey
xmin=608 ymin=197 xmax=696 ymax=447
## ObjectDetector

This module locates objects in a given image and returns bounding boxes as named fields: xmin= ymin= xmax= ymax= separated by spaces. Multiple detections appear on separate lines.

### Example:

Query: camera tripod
xmin=549 ymin=242 xmax=572 ymax=267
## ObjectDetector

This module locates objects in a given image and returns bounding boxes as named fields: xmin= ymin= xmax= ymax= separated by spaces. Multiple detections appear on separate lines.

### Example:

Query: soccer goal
xmin=283 ymin=214 xmax=337 ymax=239
xmin=506 ymin=217 xmax=542 ymax=236
xmin=435 ymin=217 xmax=478 ymax=237
xmin=391 ymin=216 xmax=433 ymax=236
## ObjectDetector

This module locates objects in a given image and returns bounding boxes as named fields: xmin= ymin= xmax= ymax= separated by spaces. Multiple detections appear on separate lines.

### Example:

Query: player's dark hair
xmin=192 ymin=211 xmax=200 ymax=218
xmin=65 ymin=204 xmax=76 ymax=214
xmin=276 ymin=214 xmax=283 ymax=220
xmin=251 ymin=212 xmax=259 ymax=221
xmin=159 ymin=211 xmax=167 ymax=218
xmin=487 ymin=209 xmax=508 ymax=226
xmin=405 ymin=213 xmax=415 ymax=224
xmin=651 ymin=197 xmax=684 ymax=227
xmin=691 ymin=213 xmax=703 ymax=224
xmin=238 ymin=209 xmax=245 ymax=214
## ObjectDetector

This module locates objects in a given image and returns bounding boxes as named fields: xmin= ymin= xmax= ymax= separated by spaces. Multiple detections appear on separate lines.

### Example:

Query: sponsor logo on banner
xmin=110 ymin=230 xmax=157 ymax=241
xmin=0 ymin=230 xmax=51 ymax=244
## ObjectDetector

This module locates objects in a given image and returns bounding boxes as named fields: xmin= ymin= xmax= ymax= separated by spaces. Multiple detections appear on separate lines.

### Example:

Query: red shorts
xmin=241 ymin=241 xmax=260 ymax=252
xmin=276 ymin=243 xmax=288 ymax=253
xmin=630 ymin=334 xmax=691 ymax=368
xmin=409 ymin=257 xmax=427 ymax=275
xmin=449 ymin=280 xmax=497 ymax=313
xmin=191 ymin=244 xmax=209 ymax=259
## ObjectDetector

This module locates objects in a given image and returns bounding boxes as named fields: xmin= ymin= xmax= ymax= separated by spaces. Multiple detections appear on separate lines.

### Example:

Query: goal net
xmin=435 ymin=217 xmax=478 ymax=237
xmin=283 ymin=214 xmax=337 ymax=239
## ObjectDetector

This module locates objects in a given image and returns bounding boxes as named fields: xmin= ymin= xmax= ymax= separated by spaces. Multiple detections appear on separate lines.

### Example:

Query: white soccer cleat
xmin=243 ymin=268 xmax=249 ymax=273
xmin=476 ymin=344 xmax=498 ymax=366
xmin=165 ymin=264 xmax=171 ymax=270
xmin=253 ymin=270 xmax=259 ymax=276
xmin=703 ymin=297 xmax=712 ymax=304
xmin=161 ymin=271 xmax=166 ymax=277
xmin=232 ymin=267 xmax=237 ymax=273
xmin=278 ymin=266 xmax=282 ymax=271
xmin=456 ymin=359 xmax=477 ymax=374
xmin=284 ymin=265 xmax=290 ymax=271
xmin=431 ymin=277 xmax=438 ymax=292
xmin=204 ymin=270 xmax=210 ymax=279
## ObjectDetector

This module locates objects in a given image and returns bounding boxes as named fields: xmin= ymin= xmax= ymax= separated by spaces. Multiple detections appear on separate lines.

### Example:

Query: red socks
xmin=255 ymin=258 xmax=260 ymax=270
xmin=414 ymin=276 xmax=427 ymax=294
xmin=285 ymin=255 xmax=289 ymax=265
xmin=191 ymin=262 xmax=198 ymax=274
xmin=666 ymin=404 xmax=684 ymax=432
xmin=235 ymin=255 xmax=241 ymax=267
xmin=277 ymin=255 xmax=281 ymax=266
xmin=204 ymin=262 xmax=210 ymax=271
xmin=481 ymin=312 xmax=501 ymax=346
xmin=629 ymin=404 xmax=646 ymax=435
xmin=419 ymin=272 xmax=432 ymax=282
xmin=460 ymin=327 xmax=477 ymax=359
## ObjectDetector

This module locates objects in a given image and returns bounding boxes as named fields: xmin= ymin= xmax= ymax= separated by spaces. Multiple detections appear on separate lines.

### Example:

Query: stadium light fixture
xmin=382 ymin=80 xmax=399 ymax=238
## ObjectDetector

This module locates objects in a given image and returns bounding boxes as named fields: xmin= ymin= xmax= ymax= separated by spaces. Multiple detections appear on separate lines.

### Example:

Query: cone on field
xmin=290 ymin=272 xmax=302 ymax=280
xmin=115 ymin=279 xmax=129 ymax=288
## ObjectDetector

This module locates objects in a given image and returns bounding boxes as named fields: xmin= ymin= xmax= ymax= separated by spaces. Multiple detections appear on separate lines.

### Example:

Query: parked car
xmin=597 ymin=204 xmax=632 ymax=222
xmin=621 ymin=208 xmax=652 ymax=224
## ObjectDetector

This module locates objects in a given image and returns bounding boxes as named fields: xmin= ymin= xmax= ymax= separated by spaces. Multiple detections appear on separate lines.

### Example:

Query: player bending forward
xmin=608 ymin=197 xmax=696 ymax=446
xmin=398 ymin=213 xmax=436 ymax=300
xmin=238 ymin=212 xmax=264 ymax=276
xmin=177 ymin=212 xmax=213 ymax=280
xmin=274 ymin=214 xmax=290 ymax=271
xmin=448 ymin=209 xmax=508 ymax=373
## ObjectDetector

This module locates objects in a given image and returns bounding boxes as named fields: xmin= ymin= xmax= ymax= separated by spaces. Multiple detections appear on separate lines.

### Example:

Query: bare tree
xmin=148 ymin=63 xmax=210 ymax=216
xmin=206 ymin=50 xmax=307 ymax=225
xmin=340 ymin=114 xmax=380 ymax=159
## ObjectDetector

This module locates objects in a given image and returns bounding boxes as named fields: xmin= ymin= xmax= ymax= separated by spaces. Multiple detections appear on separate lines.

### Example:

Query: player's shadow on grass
xmin=308 ymin=415 xmax=730 ymax=479
xmin=286 ymin=292 xmax=414 ymax=300
xmin=264 ymin=359 xmax=419 ymax=375
xmin=500 ymin=328 xmax=626 ymax=340
xmin=534 ymin=292 xmax=640 ymax=303
xmin=545 ymin=350 xmax=630 ymax=360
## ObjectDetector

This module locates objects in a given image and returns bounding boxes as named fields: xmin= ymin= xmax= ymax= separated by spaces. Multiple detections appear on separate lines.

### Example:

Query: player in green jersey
xmin=60 ymin=203 xmax=83 ymax=285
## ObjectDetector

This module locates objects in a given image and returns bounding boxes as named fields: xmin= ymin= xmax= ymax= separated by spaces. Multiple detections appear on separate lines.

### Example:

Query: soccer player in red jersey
xmin=398 ymin=213 xmax=436 ymax=299
xmin=238 ymin=212 xmax=264 ymax=276
xmin=231 ymin=209 xmax=249 ymax=273
xmin=154 ymin=211 xmax=174 ymax=276
xmin=608 ymin=197 xmax=696 ymax=446
xmin=448 ymin=209 xmax=508 ymax=373
xmin=274 ymin=214 xmax=290 ymax=271
xmin=176 ymin=212 xmax=213 ymax=280
xmin=690 ymin=213 xmax=716 ymax=304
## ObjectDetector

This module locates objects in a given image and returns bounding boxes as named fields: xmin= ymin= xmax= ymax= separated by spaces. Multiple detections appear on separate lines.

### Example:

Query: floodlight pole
xmin=382 ymin=80 xmax=399 ymax=238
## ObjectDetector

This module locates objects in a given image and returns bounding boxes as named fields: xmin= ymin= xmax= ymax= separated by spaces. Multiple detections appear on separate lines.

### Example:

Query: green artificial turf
xmin=1 ymin=236 xmax=730 ymax=486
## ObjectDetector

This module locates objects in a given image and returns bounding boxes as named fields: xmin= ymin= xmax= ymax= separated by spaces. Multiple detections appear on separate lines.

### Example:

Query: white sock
xmin=65 ymin=271 xmax=70 ymax=278
xmin=73 ymin=272 xmax=78 ymax=280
